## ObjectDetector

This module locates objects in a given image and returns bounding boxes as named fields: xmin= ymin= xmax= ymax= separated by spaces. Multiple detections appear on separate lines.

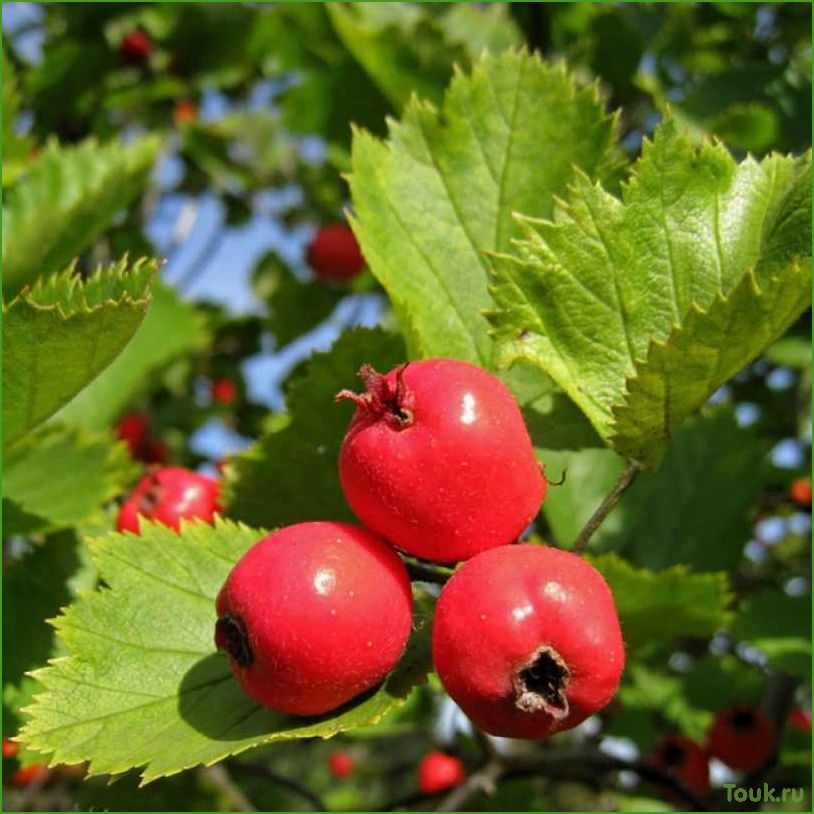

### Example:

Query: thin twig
xmin=230 ymin=760 xmax=327 ymax=811
xmin=202 ymin=764 xmax=257 ymax=812
xmin=572 ymin=460 xmax=642 ymax=553
xmin=436 ymin=758 xmax=502 ymax=812
xmin=405 ymin=560 xmax=453 ymax=585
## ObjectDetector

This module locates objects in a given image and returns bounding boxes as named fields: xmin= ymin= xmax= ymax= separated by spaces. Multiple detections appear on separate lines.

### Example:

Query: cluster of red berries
xmin=327 ymin=749 xmax=465 ymax=795
xmin=214 ymin=359 xmax=626 ymax=739
xmin=307 ymin=224 xmax=366 ymax=283
xmin=648 ymin=704 xmax=790 ymax=798
xmin=116 ymin=411 xmax=169 ymax=464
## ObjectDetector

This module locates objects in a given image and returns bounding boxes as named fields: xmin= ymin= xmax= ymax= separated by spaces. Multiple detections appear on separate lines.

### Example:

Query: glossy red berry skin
xmin=649 ymin=735 xmax=710 ymax=797
xmin=117 ymin=467 xmax=220 ymax=534
xmin=211 ymin=377 xmax=237 ymax=405
xmin=308 ymin=224 xmax=365 ymax=282
xmin=1 ymin=738 xmax=18 ymax=759
xmin=215 ymin=522 xmax=413 ymax=716
xmin=707 ymin=705 xmax=776 ymax=772
xmin=790 ymin=477 xmax=812 ymax=508
xmin=117 ymin=412 xmax=149 ymax=457
xmin=417 ymin=752 xmax=465 ymax=795
xmin=328 ymin=751 xmax=355 ymax=779
xmin=119 ymin=30 xmax=153 ymax=64
xmin=432 ymin=545 xmax=624 ymax=739
xmin=338 ymin=360 xmax=545 ymax=563
xmin=8 ymin=764 xmax=47 ymax=788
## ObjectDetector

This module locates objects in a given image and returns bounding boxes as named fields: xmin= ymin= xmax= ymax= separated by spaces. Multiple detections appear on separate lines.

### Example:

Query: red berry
xmin=174 ymin=100 xmax=198 ymax=125
xmin=707 ymin=705 xmax=776 ymax=772
xmin=417 ymin=752 xmax=465 ymax=795
xmin=117 ymin=467 xmax=220 ymax=534
xmin=215 ymin=522 xmax=413 ymax=716
xmin=432 ymin=545 xmax=624 ymax=739
xmin=211 ymin=377 xmax=237 ymax=405
xmin=119 ymin=29 xmax=153 ymax=65
xmin=338 ymin=360 xmax=545 ymax=563
xmin=328 ymin=751 xmax=355 ymax=779
xmin=789 ymin=706 xmax=812 ymax=734
xmin=141 ymin=439 xmax=170 ymax=464
xmin=307 ymin=224 xmax=365 ymax=283
xmin=648 ymin=735 xmax=710 ymax=797
xmin=117 ymin=412 xmax=149 ymax=457
xmin=8 ymin=764 xmax=47 ymax=788
xmin=2 ymin=738 xmax=18 ymax=759
xmin=790 ymin=477 xmax=812 ymax=508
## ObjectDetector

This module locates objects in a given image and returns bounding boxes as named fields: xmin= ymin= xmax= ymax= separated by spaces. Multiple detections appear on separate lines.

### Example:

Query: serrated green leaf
xmin=18 ymin=520 xmax=431 ymax=782
xmin=349 ymin=49 xmax=618 ymax=369
xmin=3 ymin=425 xmax=137 ymax=536
xmin=226 ymin=327 xmax=404 ymax=528
xmin=734 ymin=590 xmax=812 ymax=681
xmin=588 ymin=553 xmax=732 ymax=649
xmin=489 ymin=119 xmax=811 ymax=467
xmin=54 ymin=281 xmax=209 ymax=430
xmin=3 ymin=258 xmax=155 ymax=447
xmin=327 ymin=3 xmax=521 ymax=110
xmin=4 ymin=532 xmax=97 ymax=735
xmin=2 ymin=135 xmax=161 ymax=298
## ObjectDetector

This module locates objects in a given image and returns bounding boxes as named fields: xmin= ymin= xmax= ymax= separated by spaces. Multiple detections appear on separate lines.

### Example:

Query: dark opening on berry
xmin=215 ymin=614 xmax=252 ymax=667
xmin=513 ymin=646 xmax=570 ymax=718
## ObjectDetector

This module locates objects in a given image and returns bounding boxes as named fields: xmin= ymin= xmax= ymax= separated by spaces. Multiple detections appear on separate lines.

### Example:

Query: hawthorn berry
xmin=8 ymin=764 xmax=47 ymax=788
xmin=707 ymin=705 xmax=776 ymax=772
xmin=1 ymin=738 xmax=18 ymax=759
xmin=215 ymin=522 xmax=413 ymax=716
xmin=117 ymin=467 xmax=220 ymax=534
xmin=432 ymin=545 xmax=624 ymax=739
xmin=648 ymin=735 xmax=710 ymax=798
xmin=211 ymin=377 xmax=237 ymax=405
xmin=338 ymin=359 xmax=545 ymax=563
xmin=117 ymin=411 xmax=149 ymax=457
xmin=307 ymin=224 xmax=365 ymax=283
xmin=789 ymin=706 xmax=812 ymax=734
xmin=119 ymin=29 xmax=153 ymax=65
xmin=417 ymin=752 xmax=465 ymax=795
xmin=328 ymin=751 xmax=355 ymax=779
xmin=174 ymin=100 xmax=198 ymax=125
xmin=790 ymin=476 xmax=812 ymax=508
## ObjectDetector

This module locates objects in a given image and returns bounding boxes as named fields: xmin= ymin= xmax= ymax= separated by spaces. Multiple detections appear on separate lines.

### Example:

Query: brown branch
xmin=202 ymin=764 xmax=257 ymax=812
xmin=572 ymin=461 xmax=642 ymax=553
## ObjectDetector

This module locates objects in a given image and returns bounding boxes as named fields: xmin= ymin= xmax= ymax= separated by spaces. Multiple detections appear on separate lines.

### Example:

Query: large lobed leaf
xmin=589 ymin=553 xmax=733 ymax=649
xmin=3 ymin=425 xmax=137 ymax=537
xmin=2 ymin=135 xmax=161 ymax=298
xmin=489 ymin=119 xmax=811 ymax=467
xmin=349 ymin=49 xmax=619 ymax=369
xmin=54 ymin=281 xmax=209 ymax=430
xmin=18 ymin=520 xmax=431 ymax=782
xmin=3 ymin=258 xmax=156 ymax=448
xmin=226 ymin=327 xmax=405 ymax=528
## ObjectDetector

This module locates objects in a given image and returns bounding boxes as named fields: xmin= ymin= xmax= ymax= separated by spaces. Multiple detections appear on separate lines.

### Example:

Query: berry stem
xmin=572 ymin=461 xmax=641 ymax=554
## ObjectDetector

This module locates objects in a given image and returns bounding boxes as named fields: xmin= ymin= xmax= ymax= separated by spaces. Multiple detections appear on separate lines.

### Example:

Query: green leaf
xmin=18 ymin=520 xmax=431 ymax=782
xmin=327 ymin=3 xmax=521 ymax=110
xmin=4 ymin=532 xmax=97 ymax=734
xmin=602 ymin=409 xmax=766 ymax=572
xmin=226 ymin=328 xmax=404 ymax=528
xmin=2 ymin=135 xmax=161 ymax=298
xmin=349 ymin=49 xmax=619 ymax=368
xmin=3 ymin=425 xmax=137 ymax=536
xmin=54 ymin=281 xmax=209 ymax=430
xmin=3 ymin=258 xmax=155 ymax=448
xmin=588 ymin=553 xmax=733 ymax=649
xmin=733 ymin=590 xmax=812 ymax=681
xmin=489 ymin=119 xmax=812 ymax=467
xmin=2 ymin=47 xmax=31 ymax=186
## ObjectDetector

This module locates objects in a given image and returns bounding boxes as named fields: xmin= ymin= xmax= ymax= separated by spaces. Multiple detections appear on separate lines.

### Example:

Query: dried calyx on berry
xmin=336 ymin=364 xmax=414 ymax=430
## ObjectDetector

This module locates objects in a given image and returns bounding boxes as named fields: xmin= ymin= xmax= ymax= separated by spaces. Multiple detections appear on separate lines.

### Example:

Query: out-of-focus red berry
xmin=117 ymin=412 xmax=150 ymax=457
xmin=119 ymin=29 xmax=153 ymax=65
xmin=211 ymin=378 xmax=238 ymax=405
xmin=790 ymin=477 xmax=812 ymax=508
xmin=2 ymin=738 xmax=19 ymax=759
xmin=417 ymin=752 xmax=465 ymax=795
xmin=328 ymin=751 xmax=355 ymax=779
xmin=174 ymin=100 xmax=198 ymax=125
xmin=789 ymin=706 xmax=812 ymax=734
xmin=8 ymin=764 xmax=48 ymax=788
xmin=307 ymin=224 xmax=366 ymax=283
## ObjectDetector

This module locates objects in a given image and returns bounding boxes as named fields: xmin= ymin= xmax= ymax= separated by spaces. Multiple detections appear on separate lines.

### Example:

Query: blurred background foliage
xmin=2 ymin=3 xmax=811 ymax=812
